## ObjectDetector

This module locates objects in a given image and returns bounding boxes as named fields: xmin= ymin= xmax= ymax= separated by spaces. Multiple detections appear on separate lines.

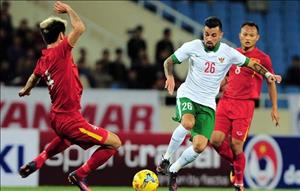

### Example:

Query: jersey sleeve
xmin=263 ymin=55 xmax=274 ymax=74
xmin=173 ymin=40 xmax=196 ymax=64
xmin=33 ymin=59 xmax=43 ymax=77
xmin=229 ymin=47 xmax=249 ymax=66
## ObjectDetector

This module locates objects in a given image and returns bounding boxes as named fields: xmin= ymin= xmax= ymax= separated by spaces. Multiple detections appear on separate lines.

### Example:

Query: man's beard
xmin=206 ymin=44 xmax=214 ymax=51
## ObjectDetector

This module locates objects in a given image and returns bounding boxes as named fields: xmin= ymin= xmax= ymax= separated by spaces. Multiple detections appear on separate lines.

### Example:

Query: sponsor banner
xmin=39 ymin=132 xmax=231 ymax=187
xmin=1 ymin=86 xmax=160 ymax=133
xmin=287 ymin=94 xmax=300 ymax=135
xmin=0 ymin=129 xmax=39 ymax=186
xmin=244 ymin=135 xmax=300 ymax=189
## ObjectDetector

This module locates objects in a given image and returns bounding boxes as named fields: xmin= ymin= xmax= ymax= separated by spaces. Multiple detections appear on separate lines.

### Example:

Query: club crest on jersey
xmin=218 ymin=57 xmax=225 ymax=63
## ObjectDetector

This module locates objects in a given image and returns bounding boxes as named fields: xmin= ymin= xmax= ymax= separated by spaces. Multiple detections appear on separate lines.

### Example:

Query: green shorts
xmin=173 ymin=97 xmax=215 ymax=140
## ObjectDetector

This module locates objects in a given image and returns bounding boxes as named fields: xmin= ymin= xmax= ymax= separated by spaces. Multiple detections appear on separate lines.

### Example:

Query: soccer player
xmin=210 ymin=22 xmax=280 ymax=191
xmin=18 ymin=2 xmax=121 ymax=191
xmin=156 ymin=17 xmax=281 ymax=191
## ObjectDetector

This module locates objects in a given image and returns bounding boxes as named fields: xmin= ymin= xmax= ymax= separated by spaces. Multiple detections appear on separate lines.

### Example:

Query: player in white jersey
xmin=156 ymin=16 xmax=281 ymax=191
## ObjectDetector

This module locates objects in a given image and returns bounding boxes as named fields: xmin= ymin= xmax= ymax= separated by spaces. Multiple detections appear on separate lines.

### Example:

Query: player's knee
xmin=113 ymin=135 xmax=122 ymax=149
xmin=231 ymin=141 xmax=243 ymax=154
xmin=106 ymin=132 xmax=122 ymax=149
xmin=181 ymin=120 xmax=195 ymax=131
xmin=210 ymin=138 xmax=222 ymax=148
xmin=210 ymin=135 xmax=223 ymax=148
xmin=193 ymin=143 xmax=206 ymax=153
xmin=210 ymin=131 xmax=225 ymax=148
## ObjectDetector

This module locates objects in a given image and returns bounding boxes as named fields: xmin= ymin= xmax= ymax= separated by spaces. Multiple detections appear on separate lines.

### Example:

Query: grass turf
xmin=1 ymin=187 xmax=298 ymax=191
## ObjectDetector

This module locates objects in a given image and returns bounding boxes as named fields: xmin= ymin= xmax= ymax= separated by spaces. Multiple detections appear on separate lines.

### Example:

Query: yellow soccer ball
xmin=132 ymin=169 xmax=159 ymax=191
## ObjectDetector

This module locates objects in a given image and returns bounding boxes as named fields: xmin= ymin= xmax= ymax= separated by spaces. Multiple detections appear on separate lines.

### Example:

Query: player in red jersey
xmin=18 ymin=2 xmax=121 ymax=190
xmin=210 ymin=22 xmax=281 ymax=191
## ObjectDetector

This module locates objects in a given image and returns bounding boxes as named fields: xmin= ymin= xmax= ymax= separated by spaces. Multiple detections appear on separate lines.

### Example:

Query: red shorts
xmin=50 ymin=111 xmax=109 ymax=150
xmin=215 ymin=98 xmax=255 ymax=141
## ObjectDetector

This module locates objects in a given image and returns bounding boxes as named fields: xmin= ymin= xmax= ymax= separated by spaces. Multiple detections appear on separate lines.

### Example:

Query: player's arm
xmin=164 ymin=40 xmax=194 ymax=95
xmin=19 ymin=73 xmax=40 ymax=97
xmin=163 ymin=55 xmax=176 ymax=95
xmin=267 ymin=81 xmax=280 ymax=126
xmin=243 ymin=59 xmax=281 ymax=83
xmin=54 ymin=1 xmax=86 ymax=47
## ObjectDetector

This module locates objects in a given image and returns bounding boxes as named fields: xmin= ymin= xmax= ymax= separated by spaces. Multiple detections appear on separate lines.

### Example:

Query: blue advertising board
xmin=244 ymin=135 xmax=300 ymax=189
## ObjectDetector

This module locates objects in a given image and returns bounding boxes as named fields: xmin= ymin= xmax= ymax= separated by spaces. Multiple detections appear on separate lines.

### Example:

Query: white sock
xmin=169 ymin=145 xmax=199 ymax=173
xmin=163 ymin=124 xmax=189 ymax=160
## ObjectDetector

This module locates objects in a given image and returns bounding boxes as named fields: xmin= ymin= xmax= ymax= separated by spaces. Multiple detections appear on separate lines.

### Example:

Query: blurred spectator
xmin=0 ymin=1 xmax=13 ymax=64
xmin=152 ymin=71 xmax=165 ymax=90
xmin=135 ymin=54 xmax=157 ymax=89
xmin=93 ymin=60 xmax=113 ymax=88
xmin=0 ymin=1 xmax=13 ymax=34
xmin=95 ymin=48 xmax=111 ymax=73
xmin=16 ymin=19 xmax=32 ymax=48
xmin=127 ymin=25 xmax=147 ymax=68
xmin=77 ymin=48 xmax=96 ymax=88
xmin=10 ymin=48 xmax=36 ymax=86
xmin=108 ymin=48 xmax=128 ymax=88
xmin=155 ymin=28 xmax=174 ymax=72
xmin=127 ymin=69 xmax=139 ymax=89
xmin=283 ymin=55 xmax=300 ymax=87
xmin=6 ymin=35 xmax=26 ymax=81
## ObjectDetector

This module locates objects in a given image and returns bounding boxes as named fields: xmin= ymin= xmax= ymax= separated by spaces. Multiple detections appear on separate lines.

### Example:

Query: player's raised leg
xmin=19 ymin=136 xmax=71 ymax=178
xmin=168 ymin=135 xmax=208 ymax=191
xmin=68 ymin=127 xmax=121 ymax=191
xmin=157 ymin=98 xmax=194 ymax=175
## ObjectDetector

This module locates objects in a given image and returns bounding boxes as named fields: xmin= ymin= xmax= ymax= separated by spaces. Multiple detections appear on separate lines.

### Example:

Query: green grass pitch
xmin=1 ymin=187 xmax=298 ymax=191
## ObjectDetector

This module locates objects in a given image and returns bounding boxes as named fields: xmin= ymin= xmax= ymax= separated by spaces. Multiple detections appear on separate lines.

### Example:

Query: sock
xmin=233 ymin=152 xmax=246 ymax=185
xmin=214 ymin=137 xmax=234 ymax=163
xmin=169 ymin=145 xmax=199 ymax=173
xmin=34 ymin=136 xmax=70 ymax=169
xmin=163 ymin=124 xmax=189 ymax=160
xmin=76 ymin=147 xmax=117 ymax=179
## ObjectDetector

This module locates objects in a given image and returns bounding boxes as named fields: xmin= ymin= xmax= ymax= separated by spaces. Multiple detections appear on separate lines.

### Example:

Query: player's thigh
xmin=231 ymin=118 xmax=251 ymax=142
xmin=214 ymin=98 xmax=231 ymax=134
xmin=173 ymin=97 xmax=196 ymax=129
xmin=191 ymin=104 xmax=215 ymax=141
xmin=64 ymin=118 xmax=109 ymax=149
xmin=181 ymin=114 xmax=195 ymax=130
xmin=231 ymin=101 xmax=255 ymax=142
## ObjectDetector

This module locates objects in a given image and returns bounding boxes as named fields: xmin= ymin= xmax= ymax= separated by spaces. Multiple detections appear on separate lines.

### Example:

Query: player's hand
xmin=54 ymin=1 xmax=70 ymax=14
xmin=18 ymin=88 xmax=30 ymax=97
xmin=165 ymin=75 xmax=175 ymax=95
xmin=267 ymin=74 xmax=282 ymax=84
xmin=271 ymin=108 xmax=280 ymax=127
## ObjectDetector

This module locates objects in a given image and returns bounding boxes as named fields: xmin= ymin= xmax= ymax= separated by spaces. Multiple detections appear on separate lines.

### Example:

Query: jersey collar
xmin=203 ymin=41 xmax=221 ymax=53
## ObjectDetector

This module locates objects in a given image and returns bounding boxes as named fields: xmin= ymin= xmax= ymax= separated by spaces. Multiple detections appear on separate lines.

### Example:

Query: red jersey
xmin=34 ymin=37 xmax=83 ymax=113
xmin=223 ymin=47 xmax=274 ymax=100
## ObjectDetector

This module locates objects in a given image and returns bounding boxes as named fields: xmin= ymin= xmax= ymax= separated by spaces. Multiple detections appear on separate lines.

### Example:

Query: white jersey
xmin=174 ymin=39 xmax=249 ymax=110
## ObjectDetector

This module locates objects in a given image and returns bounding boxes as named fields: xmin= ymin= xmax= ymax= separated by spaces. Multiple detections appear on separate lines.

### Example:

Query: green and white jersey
xmin=173 ymin=39 xmax=249 ymax=110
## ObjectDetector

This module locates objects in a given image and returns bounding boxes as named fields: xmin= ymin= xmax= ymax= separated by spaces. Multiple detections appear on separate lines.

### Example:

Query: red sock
xmin=233 ymin=152 xmax=245 ymax=185
xmin=215 ymin=138 xmax=234 ymax=163
xmin=34 ymin=136 xmax=70 ymax=169
xmin=75 ymin=147 xmax=117 ymax=179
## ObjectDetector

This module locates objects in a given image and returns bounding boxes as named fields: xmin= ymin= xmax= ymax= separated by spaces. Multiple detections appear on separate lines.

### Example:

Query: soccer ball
xmin=132 ymin=169 xmax=159 ymax=191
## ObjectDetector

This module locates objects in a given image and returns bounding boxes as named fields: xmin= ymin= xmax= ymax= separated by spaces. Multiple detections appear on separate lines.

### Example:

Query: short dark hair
xmin=204 ymin=16 xmax=222 ymax=31
xmin=164 ymin=28 xmax=171 ymax=35
xmin=40 ymin=18 xmax=66 ymax=44
xmin=241 ymin=21 xmax=260 ymax=33
xmin=115 ymin=48 xmax=123 ymax=54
